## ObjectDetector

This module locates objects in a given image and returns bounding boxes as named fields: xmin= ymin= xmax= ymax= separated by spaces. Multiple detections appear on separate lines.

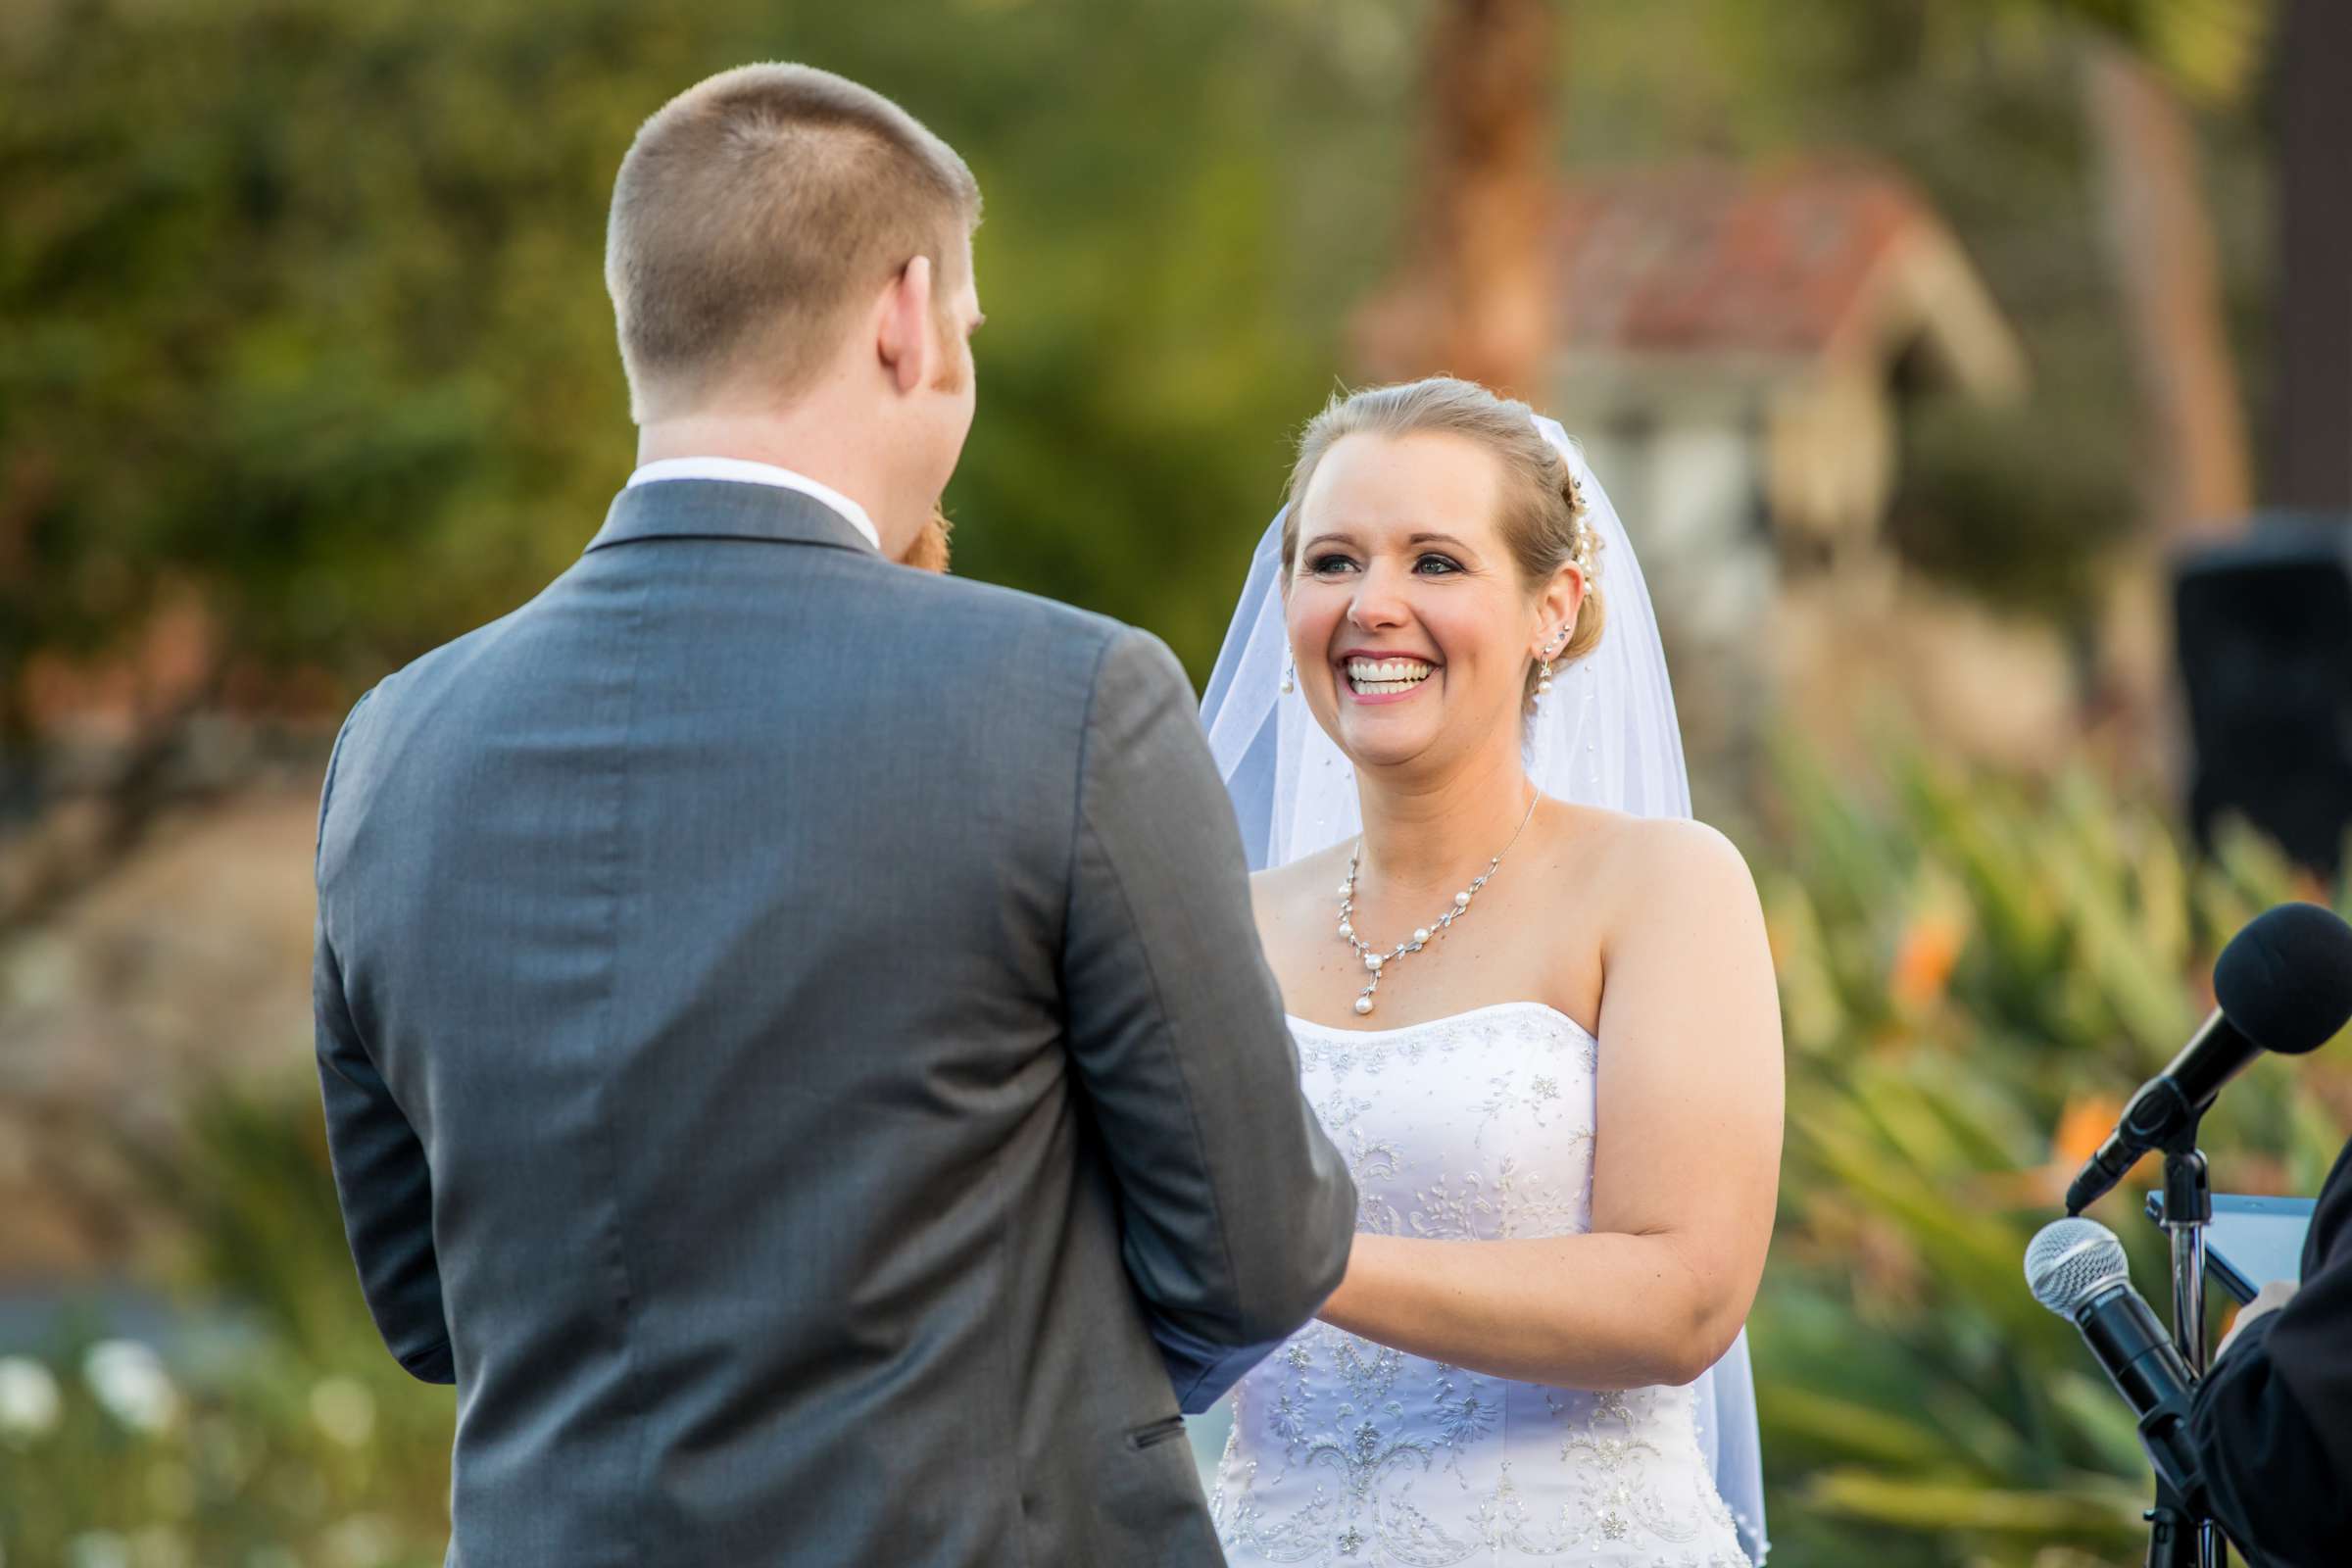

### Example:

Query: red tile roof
xmin=1552 ymin=161 xmax=1936 ymax=357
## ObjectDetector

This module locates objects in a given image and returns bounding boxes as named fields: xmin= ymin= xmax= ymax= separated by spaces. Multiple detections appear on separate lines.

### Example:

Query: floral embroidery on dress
xmin=1408 ymin=1155 xmax=1591 ymax=1242
xmin=1218 ymin=1004 xmax=1754 ymax=1567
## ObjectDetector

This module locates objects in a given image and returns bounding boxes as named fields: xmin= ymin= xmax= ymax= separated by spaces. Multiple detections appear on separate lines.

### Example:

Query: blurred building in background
xmin=1363 ymin=158 xmax=2071 ymax=795
xmin=1546 ymin=161 xmax=2028 ymax=586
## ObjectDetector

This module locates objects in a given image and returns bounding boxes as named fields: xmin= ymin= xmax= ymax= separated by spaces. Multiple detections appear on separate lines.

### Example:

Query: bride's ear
xmin=1534 ymin=564 xmax=1586 ymax=655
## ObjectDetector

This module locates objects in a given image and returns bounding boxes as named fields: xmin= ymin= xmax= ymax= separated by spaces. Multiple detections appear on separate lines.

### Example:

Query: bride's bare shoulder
xmin=1575 ymin=809 xmax=1760 ymax=921
xmin=1519 ymin=800 xmax=1753 ymax=910
xmin=1249 ymin=840 xmax=1352 ymax=924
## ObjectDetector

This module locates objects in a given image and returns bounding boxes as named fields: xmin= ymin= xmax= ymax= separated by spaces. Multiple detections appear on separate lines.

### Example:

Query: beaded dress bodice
xmin=1210 ymin=1003 xmax=1752 ymax=1567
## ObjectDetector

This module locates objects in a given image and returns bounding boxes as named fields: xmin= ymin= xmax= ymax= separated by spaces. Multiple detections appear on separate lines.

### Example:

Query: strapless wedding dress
xmin=1210 ymin=1003 xmax=1754 ymax=1567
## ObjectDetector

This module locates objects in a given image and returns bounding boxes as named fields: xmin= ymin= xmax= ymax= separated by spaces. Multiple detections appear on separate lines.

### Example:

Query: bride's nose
xmin=1347 ymin=562 xmax=1411 ymax=633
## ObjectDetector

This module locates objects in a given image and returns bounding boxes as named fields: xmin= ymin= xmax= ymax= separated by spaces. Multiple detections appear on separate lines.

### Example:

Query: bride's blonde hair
xmin=1279 ymin=377 xmax=1606 ymax=701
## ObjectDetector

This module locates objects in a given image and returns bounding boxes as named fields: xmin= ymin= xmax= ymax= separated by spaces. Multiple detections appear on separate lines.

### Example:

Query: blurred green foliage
xmin=0 ymin=0 xmax=1417 ymax=735
xmin=0 ymin=0 xmax=2281 ymax=730
xmin=1752 ymin=735 xmax=2349 ymax=1565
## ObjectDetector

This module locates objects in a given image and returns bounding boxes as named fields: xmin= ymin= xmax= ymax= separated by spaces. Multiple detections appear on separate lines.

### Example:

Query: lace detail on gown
xmin=1210 ymin=1004 xmax=1753 ymax=1566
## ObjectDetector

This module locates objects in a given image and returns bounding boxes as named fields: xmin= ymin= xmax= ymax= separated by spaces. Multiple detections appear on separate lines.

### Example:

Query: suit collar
xmin=625 ymin=458 xmax=882 ymax=549
xmin=586 ymin=479 xmax=880 ymax=558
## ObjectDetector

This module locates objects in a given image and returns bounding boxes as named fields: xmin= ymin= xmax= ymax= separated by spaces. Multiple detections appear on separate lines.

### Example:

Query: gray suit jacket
xmin=313 ymin=479 xmax=1355 ymax=1566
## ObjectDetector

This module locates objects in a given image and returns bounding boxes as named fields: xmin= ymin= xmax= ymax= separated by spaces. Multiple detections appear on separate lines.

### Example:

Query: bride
xmin=1201 ymin=377 xmax=1781 ymax=1566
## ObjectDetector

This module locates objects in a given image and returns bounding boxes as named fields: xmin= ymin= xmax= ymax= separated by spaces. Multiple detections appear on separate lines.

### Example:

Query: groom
xmin=312 ymin=64 xmax=1354 ymax=1566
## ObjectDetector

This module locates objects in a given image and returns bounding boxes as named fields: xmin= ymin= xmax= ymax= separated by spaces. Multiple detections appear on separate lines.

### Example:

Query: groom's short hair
xmin=607 ymin=64 xmax=981 ymax=419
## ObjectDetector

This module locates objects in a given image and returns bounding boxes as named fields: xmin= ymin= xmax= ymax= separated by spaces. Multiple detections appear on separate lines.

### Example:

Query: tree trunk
xmin=2080 ymin=40 xmax=2254 ymax=767
xmin=2272 ymin=0 xmax=2352 ymax=511
xmin=1397 ymin=0 xmax=1558 ymax=399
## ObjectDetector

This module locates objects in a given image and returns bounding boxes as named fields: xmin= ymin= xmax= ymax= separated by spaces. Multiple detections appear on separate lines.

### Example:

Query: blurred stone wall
xmin=0 ymin=769 xmax=323 ymax=1283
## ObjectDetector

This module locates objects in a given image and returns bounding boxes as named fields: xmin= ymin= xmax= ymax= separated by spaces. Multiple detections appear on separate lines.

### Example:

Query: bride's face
xmin=1285 ymin=430 xmax=1547 ymax=773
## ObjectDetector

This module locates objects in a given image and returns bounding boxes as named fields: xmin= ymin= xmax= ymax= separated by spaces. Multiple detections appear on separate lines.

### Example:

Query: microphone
xmin=2025 ymin=1218 xmax=2204 ymax=1503
xmin=2065 ymin=902 xmax=2352 ymax=1214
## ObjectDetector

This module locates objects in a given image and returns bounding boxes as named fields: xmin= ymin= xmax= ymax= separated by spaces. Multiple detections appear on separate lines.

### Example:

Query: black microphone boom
xmin=2065 ymin=903 xmax=2352 ymax=1215
xmin=2066 ymin=1010 xmax=2267 ymax=1215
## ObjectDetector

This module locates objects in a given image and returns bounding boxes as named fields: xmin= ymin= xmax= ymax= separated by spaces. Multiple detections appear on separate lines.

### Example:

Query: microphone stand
xmin=2149 ymin=1136 xmax=2220 ymax=1568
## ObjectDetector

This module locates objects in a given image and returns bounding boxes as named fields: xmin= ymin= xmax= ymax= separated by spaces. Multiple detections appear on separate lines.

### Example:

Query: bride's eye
xmin=1415 ymin=554 xmax=1463 ymax=576
xmin=1306 ymin=553 xmax=1358 ymax=577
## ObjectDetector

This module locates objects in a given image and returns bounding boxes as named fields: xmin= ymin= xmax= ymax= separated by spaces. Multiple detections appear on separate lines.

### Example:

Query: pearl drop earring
xmin=1536 ymin=627 xmax=1570 ymax=703
xmin=1280 ymin=655 xmax=1296 ymax=695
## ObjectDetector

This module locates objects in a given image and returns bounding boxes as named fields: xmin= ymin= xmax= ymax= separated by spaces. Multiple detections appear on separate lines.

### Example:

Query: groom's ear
xmin=875 ymin=256 xmax=935 ymax=396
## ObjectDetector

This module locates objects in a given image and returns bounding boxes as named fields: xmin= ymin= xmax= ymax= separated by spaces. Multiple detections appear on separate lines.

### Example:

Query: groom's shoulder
xmin=887 ymin=566 xmax=1111 ymax=636
xmin=353 ymin=603 xmax=532 ymax=714
xmin=879 ymin=568 xmax=1174 ymax=683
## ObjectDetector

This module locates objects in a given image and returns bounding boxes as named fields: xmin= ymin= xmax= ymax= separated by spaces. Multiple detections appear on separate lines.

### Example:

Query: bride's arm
xmin=1314 ymin=818 xmax=1784 ymax=1389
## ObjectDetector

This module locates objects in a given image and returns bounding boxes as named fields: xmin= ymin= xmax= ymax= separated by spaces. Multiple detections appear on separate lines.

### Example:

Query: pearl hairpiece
xmin=1559 ymin=464 xmax=1597 ymax=583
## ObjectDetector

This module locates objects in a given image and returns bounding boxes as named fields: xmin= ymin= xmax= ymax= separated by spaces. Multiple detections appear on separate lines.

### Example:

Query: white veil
xmin=1198 ymin=415 xmax=1769 ymax=1565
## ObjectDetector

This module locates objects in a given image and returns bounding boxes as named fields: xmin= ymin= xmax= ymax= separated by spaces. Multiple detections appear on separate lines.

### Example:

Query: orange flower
xmin=1889 ymin=914 xmax=1965 ymax=1009
xmin=2053 ymin=1093 xmax=2127 ymax=1169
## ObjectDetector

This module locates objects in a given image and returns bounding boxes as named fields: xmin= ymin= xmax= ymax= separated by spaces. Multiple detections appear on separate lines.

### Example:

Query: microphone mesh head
xmin=2025 ymin=1218 xmax=2131 ymax=1315
xmin=2215 ymin=902 xmax=2352 ymax=1054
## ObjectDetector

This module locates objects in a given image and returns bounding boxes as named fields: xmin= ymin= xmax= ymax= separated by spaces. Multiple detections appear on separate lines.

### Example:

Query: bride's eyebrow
xmin=1405 ymin=532 xmax=1473 ymax=552
xmin=1298 ymin=532 xmax=1357 ymax=554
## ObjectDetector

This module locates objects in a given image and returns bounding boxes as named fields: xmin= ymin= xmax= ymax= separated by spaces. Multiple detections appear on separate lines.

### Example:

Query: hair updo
xmin=1278 ymin=377 xmax=1606 ymax=700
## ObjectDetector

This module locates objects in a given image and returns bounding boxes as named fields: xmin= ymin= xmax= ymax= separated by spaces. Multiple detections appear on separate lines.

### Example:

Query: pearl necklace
xmin=1336 ymin=792 xmax=1541 ymax=1016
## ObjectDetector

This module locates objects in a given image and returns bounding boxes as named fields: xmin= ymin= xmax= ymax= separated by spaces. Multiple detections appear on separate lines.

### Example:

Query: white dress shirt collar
xmin=625 ymin=457 xmax=882 ymax=553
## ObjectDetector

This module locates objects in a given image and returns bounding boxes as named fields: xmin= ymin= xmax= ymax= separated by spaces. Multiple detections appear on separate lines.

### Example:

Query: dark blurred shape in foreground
xmin=2176 ymin=515 xmax=2352 ymax=875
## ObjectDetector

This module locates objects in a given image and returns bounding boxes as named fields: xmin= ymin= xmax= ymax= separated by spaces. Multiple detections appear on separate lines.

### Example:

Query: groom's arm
xmin=1059 ymin=628 xmax=1356 ymax=1411
xmin=313 ymin=694 xmax=455 ymax=1385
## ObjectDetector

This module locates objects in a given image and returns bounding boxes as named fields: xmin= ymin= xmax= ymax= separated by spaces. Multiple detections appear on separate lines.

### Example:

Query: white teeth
xmin=1345 ymin=656 xmax=1436 ymax=699
xmin=1345 ymin=658 xmax=1434 ymax=686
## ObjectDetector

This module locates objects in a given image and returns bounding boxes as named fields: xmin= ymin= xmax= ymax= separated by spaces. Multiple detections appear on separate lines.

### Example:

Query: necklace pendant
xmin=1331 ymin=793 xmax=1537 ymax=1023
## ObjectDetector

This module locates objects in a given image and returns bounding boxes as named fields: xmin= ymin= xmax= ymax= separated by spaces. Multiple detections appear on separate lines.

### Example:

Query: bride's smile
xmin=1339 ymin=650 xmax=1437 ymax=700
